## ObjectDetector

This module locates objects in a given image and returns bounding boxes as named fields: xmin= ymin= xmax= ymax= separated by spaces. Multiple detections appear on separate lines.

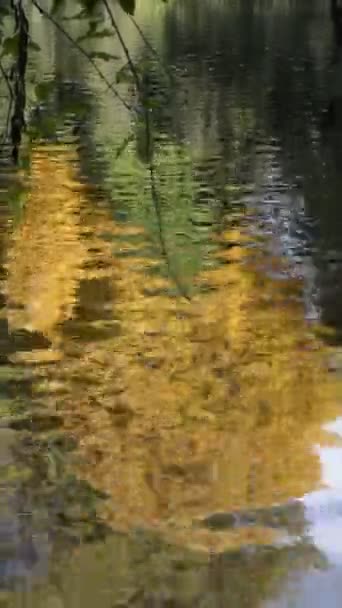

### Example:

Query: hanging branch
xmin=129 ymin=15 xmax=174 ymax=84
xmin=148 ymin=161 xmax=191 ymax=301
xmin=30 ymin=0 xmax=132 ymax=112
xmin=3 ymin=0 xmax=187 ymax=297
xmin=102 ymin=0 xmax=141 ymax=92
xmin=102 ymin=1 xmax=189 ymax=299
xmin=142 ymin=104 xmax=191 ymax=300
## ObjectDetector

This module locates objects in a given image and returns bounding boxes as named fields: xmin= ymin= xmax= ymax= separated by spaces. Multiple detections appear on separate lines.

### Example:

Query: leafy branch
xmin=0 ymin=0 xmax=189 ymax=298
xmin=30 ymin=0 xmax=131 ymax=112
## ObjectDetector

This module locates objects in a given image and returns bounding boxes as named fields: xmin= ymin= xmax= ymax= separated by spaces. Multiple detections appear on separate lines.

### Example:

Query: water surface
xmin=2 ymin=1 xmax=342 ymax=606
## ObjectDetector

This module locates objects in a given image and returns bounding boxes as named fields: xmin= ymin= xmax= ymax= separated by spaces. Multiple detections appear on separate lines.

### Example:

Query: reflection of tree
xmin=6 ymin=145 xmax=86 ymax=350
xmin=5 ymin=524 xmax=325 ymax=607
xmin=0 ymin=350 xmax=111 ymax=602
xmin=0 ymin=403 xmax=329 ymax=608
xmin=1 ymin=3 xmax=341 ymax=607
xmin=6 ymin=144 xmax=341 ymax=556
xmin=131 ymin=0 xmax=342 ymax=343
xmin=1 ymin=420 xmax=327 ymax=608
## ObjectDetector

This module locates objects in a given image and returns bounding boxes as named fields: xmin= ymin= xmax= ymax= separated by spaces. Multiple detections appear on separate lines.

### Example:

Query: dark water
xmin=2 ymin=0 xmax=342 ymax=606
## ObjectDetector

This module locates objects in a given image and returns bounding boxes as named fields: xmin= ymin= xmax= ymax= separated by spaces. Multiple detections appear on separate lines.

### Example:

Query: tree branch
xmin=102 ymin=0 xmax=141 ymax=93
xmin=30 ymin=0 xmax=132 ymax=112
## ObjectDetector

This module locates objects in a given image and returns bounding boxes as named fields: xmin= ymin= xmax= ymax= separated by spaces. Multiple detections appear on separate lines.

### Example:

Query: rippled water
xmin=2 ymin=0 xmax=342 ymax=606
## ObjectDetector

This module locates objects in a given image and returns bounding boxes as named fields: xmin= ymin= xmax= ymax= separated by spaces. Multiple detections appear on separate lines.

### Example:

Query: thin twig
xmin=102 ymin=0 xmax=141 ymax=93
xmin=30 ymin=0 xmax=132 ymax=112
xmin=27 ymin=0 xmax=186 ymax=298
xmin=129 ymin=16 xmax=174 ymax=84
xmin=101 ymin=3 xmax=189 ymax=299
xmin=149 ymin=161 xmax=191 ymax=301
xmin=114 ymin=132 xmax=134 ymax=160
xmin=143 ymin=108 xmax=190 ymax=301
xmin=0 ymin=60 xmax=13 ymax=97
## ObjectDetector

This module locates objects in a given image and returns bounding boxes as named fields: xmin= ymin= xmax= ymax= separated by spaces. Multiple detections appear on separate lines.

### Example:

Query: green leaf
xmin=0 ymin=8 xmax=10 ymax=18
xmin=116 ymin=62 xmax=135 ymax=84
xmin=119 ymin=0 xmax=136 ymax=15
xmin=90 ymin=28 xmax=113 ymax=39
xmin=1 ymin=34 xmax=19 ymax=58
xmin=76 ymin=28 xmax=95 ymax=44
xmin=51 ymin=0 xmax=66 ymax=14
xmin=28 ymin=39 xmax=41 ymax=52
xmin=78 ymin=0 xmax=100 ymax=14
xmin=143 ymin=98 xmax=161 ymax=110
xmin=76 ymin=24 xmax=113 ymax=43
xmin=88 ymin=51 xmax=120 ymax=61
xmin=62 ymin=9 xmax=89 ymax=21
xmin=35 ymin=81 xmax=54 ymax=102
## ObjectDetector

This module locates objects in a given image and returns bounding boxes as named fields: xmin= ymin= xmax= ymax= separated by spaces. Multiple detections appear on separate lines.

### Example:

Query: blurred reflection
xmin=6 ymin=146 xmax=86 ymax=355
xmin=2 ymin=143 xmax=339 ymax=606
xmin=6 ymin=145 xmax=341 ymax=552
xmin=2 ymin=0 xmax=342 ymax=606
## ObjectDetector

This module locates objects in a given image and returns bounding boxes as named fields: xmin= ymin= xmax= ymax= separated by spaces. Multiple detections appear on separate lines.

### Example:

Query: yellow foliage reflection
xmin=6 ymin=146 xmax=86 ymax=349
xmin=6 ymin=145 xmax=342 ymax=553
